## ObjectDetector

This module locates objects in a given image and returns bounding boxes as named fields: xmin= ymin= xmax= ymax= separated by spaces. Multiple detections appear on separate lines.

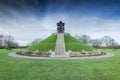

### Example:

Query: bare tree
xmin=3 ymin=35 xmax=19 ymax=49
xmin=29 ymin=38 xmax=42 ymax=45
xmin=102 ymin=36 xmax=119 ymax=48
xmin=109 ymin=39 xmax=119 ymax=48
xmin=0 ymin=34 xmax=3 ymax=47
xmin=89 ymin=39 xmax=102 ymax=48
xmin=79 ymin=35 xmax=91 ymax=44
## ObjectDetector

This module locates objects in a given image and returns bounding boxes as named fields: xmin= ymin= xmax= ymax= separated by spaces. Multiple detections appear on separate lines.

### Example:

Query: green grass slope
xmin=64 ymin=35 xmax=94 ymax=51
xmin=27 ymin=35 xmax=57 ymax=52
xmin=27 ymin=34 xmax=94 ymax=52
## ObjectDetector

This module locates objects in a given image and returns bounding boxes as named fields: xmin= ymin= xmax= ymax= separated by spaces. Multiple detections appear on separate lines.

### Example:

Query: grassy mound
xmin=27 ymin=35 xmax=57 ymax=52
xmin=27 ymin=34 xmax=94 ymax=52
xmin=64 ymin=35 xmax=94 ymax=51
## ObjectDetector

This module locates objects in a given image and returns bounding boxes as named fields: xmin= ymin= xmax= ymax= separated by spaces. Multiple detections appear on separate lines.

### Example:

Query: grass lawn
xmin=0 ymin=49 xmax=120 ymax=80
xmin=27 ymin=34 xmax=94 ymax=52
xmin=64 ymin=35 xmax=94 ymax=51
xmin=27 ymin=35 xmax=57 ymax=52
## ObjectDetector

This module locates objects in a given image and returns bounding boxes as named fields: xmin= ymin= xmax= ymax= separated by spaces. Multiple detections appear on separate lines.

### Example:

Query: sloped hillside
xmin=27 ymin=35 xmax=57 ymax=52
xmin=27 ymin=34 xmax=94 ymax=52
xmin=64 ymin=35 xmax=94 ymax=51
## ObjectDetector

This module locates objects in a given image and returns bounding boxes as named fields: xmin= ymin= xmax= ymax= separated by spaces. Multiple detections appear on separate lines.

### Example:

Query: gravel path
xmin=8 ymin=52 xmax=114 ymax=60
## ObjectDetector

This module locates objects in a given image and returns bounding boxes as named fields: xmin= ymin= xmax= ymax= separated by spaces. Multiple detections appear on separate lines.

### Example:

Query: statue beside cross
xmin=57 ymin=21 xmax=65 ymax=33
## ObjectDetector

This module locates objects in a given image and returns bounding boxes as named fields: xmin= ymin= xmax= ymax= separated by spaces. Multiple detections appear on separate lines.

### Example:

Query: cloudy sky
xmin=0 ymin=0 xmax=120 ymax=46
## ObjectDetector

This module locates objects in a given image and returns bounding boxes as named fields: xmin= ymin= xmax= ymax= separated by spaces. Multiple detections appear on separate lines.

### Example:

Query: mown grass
xmin=0 ymin=49 xmax=120 ymax=80
xmin=27 ymin=35 xmax=57 ymax=52
xmin=27 ymin=34 xmax=94 ymax=52
xmin=64 ymin=35 xmax=94 ymax=51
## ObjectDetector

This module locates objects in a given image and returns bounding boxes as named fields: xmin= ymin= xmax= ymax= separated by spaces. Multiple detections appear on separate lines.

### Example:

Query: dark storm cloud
xmin=1 ymin=0 xmax=120 ymax=18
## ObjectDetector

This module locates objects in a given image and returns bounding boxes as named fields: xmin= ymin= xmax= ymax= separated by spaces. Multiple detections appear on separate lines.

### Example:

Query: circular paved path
xmin=8 ymin=52 xmax=114 ymax=59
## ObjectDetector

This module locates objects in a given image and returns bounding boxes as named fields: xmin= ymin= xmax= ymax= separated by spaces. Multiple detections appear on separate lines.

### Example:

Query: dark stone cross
xmin=57 ymin=21 xmax=65 ymax=33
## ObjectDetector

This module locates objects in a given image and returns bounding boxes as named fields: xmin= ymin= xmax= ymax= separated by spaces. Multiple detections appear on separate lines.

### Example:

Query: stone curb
xmin=8 ymin=52 xmax=114 ymax=60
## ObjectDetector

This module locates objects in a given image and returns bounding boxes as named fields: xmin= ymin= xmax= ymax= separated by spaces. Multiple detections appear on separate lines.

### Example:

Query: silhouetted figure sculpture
xmin=57 ymin=21 xmax=65 ymax=33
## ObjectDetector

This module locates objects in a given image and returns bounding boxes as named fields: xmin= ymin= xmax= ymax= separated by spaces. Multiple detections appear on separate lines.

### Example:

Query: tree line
xmin=75 ymin=35 xmax=120 ymax=49
xmin=0 ymin=33 xmax=119 ymax=49
xmin=0 ymin=34 xmax=42 ymax=49
xmin=0 ymin=34 xmax=19 ymax=49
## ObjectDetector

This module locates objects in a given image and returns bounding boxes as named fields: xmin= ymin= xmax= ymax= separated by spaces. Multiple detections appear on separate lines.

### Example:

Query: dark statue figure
xmin=57 ymin=21 xmax=65 ymax=33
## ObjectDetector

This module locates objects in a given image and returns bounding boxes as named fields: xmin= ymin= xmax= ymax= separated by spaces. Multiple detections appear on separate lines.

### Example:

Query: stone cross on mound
xmin=54 ymin=21 xmax=69 ymax=57
xmin=57 ymin=21 xmax=65 ymax=33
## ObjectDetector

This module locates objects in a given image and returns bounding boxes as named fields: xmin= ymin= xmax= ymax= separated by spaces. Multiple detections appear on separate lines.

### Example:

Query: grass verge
xmin=0 ymin=49 xmax=120 ymax=80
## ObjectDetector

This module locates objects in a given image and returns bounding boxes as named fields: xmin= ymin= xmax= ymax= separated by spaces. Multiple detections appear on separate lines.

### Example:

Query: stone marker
xmin=57 ymin=21 xmax=65 ymax=33
xmin=51 ymin=21 xmax=69 ymax=57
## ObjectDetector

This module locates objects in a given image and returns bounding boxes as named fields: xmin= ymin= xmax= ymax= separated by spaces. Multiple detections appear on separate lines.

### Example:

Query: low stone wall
xmin=16 ymin=51 xmax=106 ymax=57
xmin=16 ymin=51 xmax=51 ymax=57
xmin=69 ymin=52 xmax=106 ymax=57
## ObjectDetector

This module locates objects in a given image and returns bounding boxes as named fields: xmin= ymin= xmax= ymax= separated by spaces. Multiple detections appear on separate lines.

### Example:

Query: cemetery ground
xmin=0 ymin=49 xmax=120 ymax=80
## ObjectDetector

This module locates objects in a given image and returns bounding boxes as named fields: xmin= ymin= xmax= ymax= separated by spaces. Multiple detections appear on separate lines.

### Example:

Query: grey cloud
xmin=0 ymin=13 xmax=120 ymax=45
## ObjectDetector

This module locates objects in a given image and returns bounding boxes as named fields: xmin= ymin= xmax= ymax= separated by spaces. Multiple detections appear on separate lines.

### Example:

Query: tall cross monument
xmin=57 ymin=21 xmax=65 ymax=33
xmin=54 ymin=21 xmax=69 ymax=57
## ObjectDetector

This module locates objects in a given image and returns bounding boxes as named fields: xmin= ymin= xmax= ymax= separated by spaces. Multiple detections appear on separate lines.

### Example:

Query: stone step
xmin=55 ymin=33 xmax=66 ymax=56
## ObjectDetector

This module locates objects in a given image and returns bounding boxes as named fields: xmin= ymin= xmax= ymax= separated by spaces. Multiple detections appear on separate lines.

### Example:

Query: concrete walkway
xmin=55 ymin=33 xmax=66 ymax=57
xmin=8 ymin=52 xmax=114 ymax=60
